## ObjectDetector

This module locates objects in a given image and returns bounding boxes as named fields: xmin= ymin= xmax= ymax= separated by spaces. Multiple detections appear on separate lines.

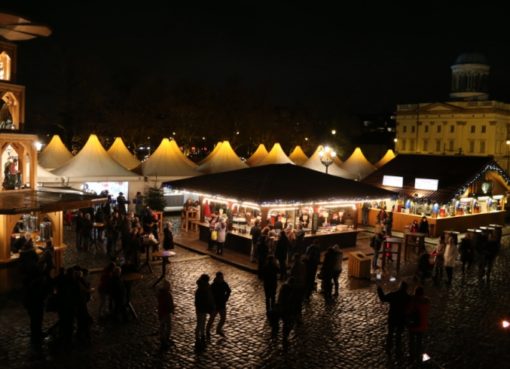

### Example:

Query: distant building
xmin=395 ymin=53 xmax=510 ymax=172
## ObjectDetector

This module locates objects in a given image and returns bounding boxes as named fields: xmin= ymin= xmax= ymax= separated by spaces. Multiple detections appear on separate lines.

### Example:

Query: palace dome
xmin=454 ymin=53 xmax=488 ymax=65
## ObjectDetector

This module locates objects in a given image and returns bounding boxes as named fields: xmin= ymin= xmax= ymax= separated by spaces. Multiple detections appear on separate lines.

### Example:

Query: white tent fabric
xmin=341 ymin=147 xmax=377 ymax=180
xmin=37 ymin=164 xmax=62 ymax=183
xmin=38 ymin=135 xmax=73 ymax=170
xmin=246 ymin=144 xmax=269 ymax=166
xmin=333 ymin=155 xmax=343 ymax=167
xmin=302 ymin=145 xmax=354 ymax=178
xmin=52 ymin=134 xmax=139 ymax=181
xmin=197 ymin=141 xmax=248 ymax=174
xmin=198 ymin=141 xmax=223 ymax=165
xmin=374 ymin=149 xmax=396 ymax=168
xmin=254 ymin=143 xmax=294 ymax=166
xmin=289 ymin=146 xmax=308 ymax=165
xmin=107 ymin=137 xmax=140 ymax=170
xmin=140 ymin=138 xmax=198 ymax=178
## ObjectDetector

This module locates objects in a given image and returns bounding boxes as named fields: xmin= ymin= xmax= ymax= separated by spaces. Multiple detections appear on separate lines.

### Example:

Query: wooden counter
xmin=367 ymin=208 xmax=506 ymax=237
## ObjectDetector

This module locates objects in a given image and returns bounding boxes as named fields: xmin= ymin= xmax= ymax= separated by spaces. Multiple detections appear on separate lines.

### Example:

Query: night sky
xmin=3 ymin=2 xmax=510 ymax=147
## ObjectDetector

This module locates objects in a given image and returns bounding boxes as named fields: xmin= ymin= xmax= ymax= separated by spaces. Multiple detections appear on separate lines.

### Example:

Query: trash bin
xmin=489 ymin=224 xmax=503 ymax=243
xmin=348 ymin=252 xmax=371 ymax=279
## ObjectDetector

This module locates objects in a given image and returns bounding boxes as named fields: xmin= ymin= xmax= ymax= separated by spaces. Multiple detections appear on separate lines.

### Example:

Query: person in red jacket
xmin=157 ymin=280 xmax=175 ymax=350
xmin=406 ymin=286 xmax=430 ymax=363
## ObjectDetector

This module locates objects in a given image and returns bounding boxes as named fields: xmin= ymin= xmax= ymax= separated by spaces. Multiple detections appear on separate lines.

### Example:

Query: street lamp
xmin=319 ymin=145 xmax=336 ymax=174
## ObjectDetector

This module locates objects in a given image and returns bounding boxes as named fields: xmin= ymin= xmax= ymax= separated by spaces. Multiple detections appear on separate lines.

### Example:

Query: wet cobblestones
xmin=1 ymin=233 xmax=510 ymax=368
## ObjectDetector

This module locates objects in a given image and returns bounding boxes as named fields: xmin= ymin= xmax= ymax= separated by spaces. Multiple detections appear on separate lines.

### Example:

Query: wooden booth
xmin=165 ymin=164 xmax=395 ymax=255
xmin=363 ymin=154 xmax=510 ymax=237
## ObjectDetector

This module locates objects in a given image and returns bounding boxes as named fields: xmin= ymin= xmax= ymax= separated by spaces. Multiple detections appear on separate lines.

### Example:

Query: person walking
xmin=444 ymin=236 xmax=459 ymax=285
xmin=206 ymin=272 xmax=231 ymax=337
xmin=377 ymin=281 xmax=410 ymax=356
xmin=459 ymin=233 xmax=474 ymax=275
xmin=195 ymin=274 xmax=215 ymax=351
xmin=406 ymin=286 xmax=430 ymax=364
xmin=304 ymin=239 xmax=321 ymax=299
xmin=371 ymin=231 xmax=384 ymax=270
xmin=156 ymin=280 xmax=175 ymax=350
xmin=262 ymin=255 xmax=279 ymax=314
xmin=215 ymin=221 xmax=227 ymax=255
xmin=163 ymin=222 xmax=174 ymax=250
xmin=319 ymin=247 xmax=336 ymax=301
xmin=275 ymin=231 xmax=290 ymax=280
xmin=331 ymin=245 xmax=343 ymax=296
xmin=257 ymin=228 xmax=270 ymax=279
xmin=250 ymin=221 xmax=261 ymax=263
xmin=432 ymin=234 xmax=446 ymax=285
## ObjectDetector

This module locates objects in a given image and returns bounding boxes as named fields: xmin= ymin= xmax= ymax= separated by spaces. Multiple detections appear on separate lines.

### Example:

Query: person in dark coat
xmin=163 ymin=222 xmax=174 ymax=250
xmin=249 ymin=221 xmax=261 ymax=263
xmin=257 ymin=228 xmax=270 ymax=279
xmin=274 ymin=277 xmax=300 ymax=344
xmin=377 ymin=281 xmax=410 ymax=355
xmin=206 ymin=272 xmax=231 ymax=337
xmin=194 ymin=274 xmax=215 ymax=350
xmin=275 ymin=231 xmax=290 ymax=280
xmin=418 ymin=216 xmax=429 ymax=236
xmin=459 ymin=233 xmax=474 ymax=274
xmin=262 ymin=255 xmax=279 ymax=313
xmin=304 ymin=239 xmax=321 ymax=298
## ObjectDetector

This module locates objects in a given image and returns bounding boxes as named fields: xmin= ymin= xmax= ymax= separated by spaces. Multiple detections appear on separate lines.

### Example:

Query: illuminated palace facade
xmin=395 ymin=53 xmax=510 ymax=172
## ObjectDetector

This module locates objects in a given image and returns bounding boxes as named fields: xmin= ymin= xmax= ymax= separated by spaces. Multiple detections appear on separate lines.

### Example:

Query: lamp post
xmin=319 ymin=145 xmax=336 ymax=174
xmin=506 ymin=140 xmax=510 ymax=174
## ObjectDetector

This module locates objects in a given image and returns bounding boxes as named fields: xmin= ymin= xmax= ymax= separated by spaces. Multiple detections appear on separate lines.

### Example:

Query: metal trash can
xmin=348 ymin=251 xmax=371 ymax=279
xmin=489 ymin=224 xmax=503 ymax=243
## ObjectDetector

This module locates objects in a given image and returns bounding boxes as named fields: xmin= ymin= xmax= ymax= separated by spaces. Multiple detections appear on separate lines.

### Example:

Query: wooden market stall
xmin=165 ymin=164 xmax=395 ymax=254
xmin=362 ymin=154 xmax=510 ymax=237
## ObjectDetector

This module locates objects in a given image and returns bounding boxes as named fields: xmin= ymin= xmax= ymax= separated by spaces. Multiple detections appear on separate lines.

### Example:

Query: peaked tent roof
xmin=138 ymin=138 xmax=198 ymax=178
xmin=198 ymin=141 xmax=223 ymax=165
xmin=52 ymin=134 xmax=139 ymax=181
xmin=197 ymin=141 xmax=248 ymax=174
xmin=166 ymin=164 xmax=395 ymax=204
xmin=38 ymin=135 xmax=73 ymax=170
xmin=289 ymin=146 xmax=308 ymax=165
xmin=246 ymin=144 xmax=269 ymax=166
xmin=341 ymin=147 xmax=377 ymax=180
xmin=255 ymin=143 xmax=294 ymax=166
xmin=37 ymin=165 xmax=62 ymax=183
xmin=302 ymin=145 xmax=354 ymax=179
xmin=374 ymin=149 xmax=396 ymax=168
xmin=107 ymin=137 xmax=141 ymax=170
xmin=363 ymin=154 xmax=510 ymax=204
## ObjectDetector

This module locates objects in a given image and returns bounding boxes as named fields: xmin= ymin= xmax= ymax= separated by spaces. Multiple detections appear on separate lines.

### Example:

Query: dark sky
xmin=4 ymin=2 xmax=510 ymax=119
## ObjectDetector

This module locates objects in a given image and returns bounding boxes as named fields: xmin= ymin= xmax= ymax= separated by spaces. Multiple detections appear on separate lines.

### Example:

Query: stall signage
xmin=414 ymin=178 xmax=439 ymax=191
xmin=382 ymin=175 xmax=403 ymax=188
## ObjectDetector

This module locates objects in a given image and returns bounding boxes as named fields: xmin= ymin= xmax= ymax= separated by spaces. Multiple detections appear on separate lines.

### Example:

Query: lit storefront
xmin=363 ymin=154 xmax=510 ymax=236
xmin=165 ymin=164 xmax=394 ymax=254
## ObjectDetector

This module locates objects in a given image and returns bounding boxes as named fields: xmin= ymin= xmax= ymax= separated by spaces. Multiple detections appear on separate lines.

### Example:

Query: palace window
xmin=470 ymin=125 xmax=475 ymax=133
xmin=481 ymin=125 xmax=486 ymax=133
xmin=480 ymin=140 xmax=486 ymax=154
xmin=450 ymin=125 xmax=455 ymax=133
xmin=437 ymin=125 xmax=441 ymax=133
xmin=423 ymin=139 xmax=428 ymax=151
xmin=435 ymin=139 xmax=441 ymax=151
xmin=469 ymin=140 xmax=475 ymax=153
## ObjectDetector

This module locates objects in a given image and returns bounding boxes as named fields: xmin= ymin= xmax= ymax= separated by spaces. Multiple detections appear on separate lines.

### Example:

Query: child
xmin=157 ymin=280 xmax=175 ymax=349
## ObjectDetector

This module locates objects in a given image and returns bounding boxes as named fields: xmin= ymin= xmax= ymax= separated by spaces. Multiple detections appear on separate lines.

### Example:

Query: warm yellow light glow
xmin=502 ymin=320 xmax=510 ymax=328
xmin=506 ymin=140 xmax=510 ymax=145
xmin=394 ymin=138 xmax=398 ymax=143
xmin=331 ymin=129 xmax=336 ymax=135
xmin=34 ymin=141 xmax=43 ymax=151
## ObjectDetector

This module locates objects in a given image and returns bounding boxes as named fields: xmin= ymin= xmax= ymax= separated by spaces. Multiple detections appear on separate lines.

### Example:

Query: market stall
xmin=362 ymin=154 xmax=510 ymax=236
xmin=165 ymin=164 xmax=395 ymax=254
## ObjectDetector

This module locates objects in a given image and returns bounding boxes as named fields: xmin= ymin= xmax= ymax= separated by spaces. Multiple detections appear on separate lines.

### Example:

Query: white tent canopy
xmin=52 ymin=134 xmax=139 ymax=181
xmin=374 ymin=149 xmax=396 ymax=168
xmin=341 ymin=147 xmax=377 ymax=180
xmin=38 ymin=135 xmax=73 ymax=170
xmin=255 ymin=143 xmax=294 ymax=166
xmin=107 ymin=137 xmax=140 ymax=170
xmin=246 ymin=144 xmax=269 ymax=166
xmin=139 ymin=138 xmax=198 ymax=178
xmin=37 ymin=164 xmax=63 ymax=184
xmin=197 ymin=141 xmax=248 ymax=174
xmin=302 ymin=145 xmax=354 ymax=178
xmin=198 ymin=141 xmax=223 ymax=165
xmin=289 ymin=145 xmax=308 ymax=165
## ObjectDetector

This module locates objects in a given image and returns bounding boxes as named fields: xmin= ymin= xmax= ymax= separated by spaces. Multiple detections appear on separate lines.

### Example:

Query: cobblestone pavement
xmin=1 ymin=232 xmax=510 ymax=369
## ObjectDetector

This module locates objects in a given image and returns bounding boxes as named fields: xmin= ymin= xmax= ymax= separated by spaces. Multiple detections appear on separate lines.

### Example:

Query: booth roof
xmin=363 ymin=154 xmax=510 ymax=203
xmin=0 ymin=188 xmax=106 ymax=214
xmin=165 ymin=163 xmax=395 ymax=204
